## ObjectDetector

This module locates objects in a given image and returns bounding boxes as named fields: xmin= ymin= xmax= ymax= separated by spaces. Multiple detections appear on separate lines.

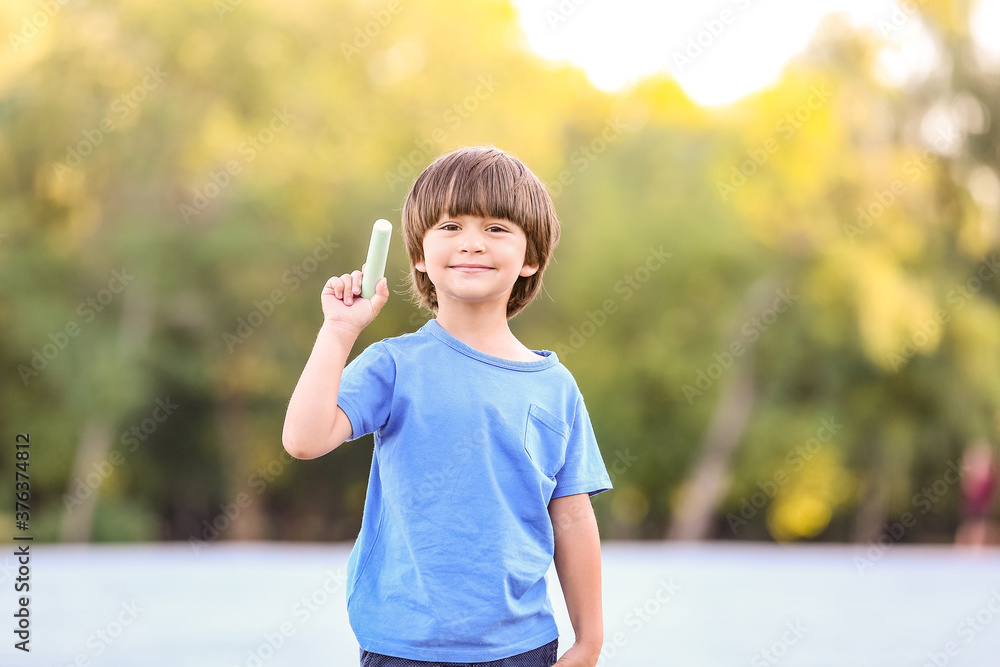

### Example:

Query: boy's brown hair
xmin=401 ymin=146 xmax=560 ymax=319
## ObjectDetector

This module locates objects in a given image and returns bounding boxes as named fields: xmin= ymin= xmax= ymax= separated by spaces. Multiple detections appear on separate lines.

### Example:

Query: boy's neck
xmin=434 ymin=303 xmax=523 ymax=357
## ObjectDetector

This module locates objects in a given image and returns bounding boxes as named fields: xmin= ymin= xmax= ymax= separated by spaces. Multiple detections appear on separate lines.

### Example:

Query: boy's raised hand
xmin=320 ymin=263 xmax=389 ymax=339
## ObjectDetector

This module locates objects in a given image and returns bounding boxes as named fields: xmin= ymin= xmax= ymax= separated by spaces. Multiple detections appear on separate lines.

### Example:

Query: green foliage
xmin=0 ymin=0 xmax=997 ymax=543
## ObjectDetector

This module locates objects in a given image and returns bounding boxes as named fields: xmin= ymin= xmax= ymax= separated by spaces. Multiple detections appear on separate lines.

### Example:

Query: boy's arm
xmin=282 ymin=269 xmax=388 ymax=460
xmin=282 ymin=323 xmax=358 ymax=459
xmin=548 ymin=492 xmax=605 ymax=667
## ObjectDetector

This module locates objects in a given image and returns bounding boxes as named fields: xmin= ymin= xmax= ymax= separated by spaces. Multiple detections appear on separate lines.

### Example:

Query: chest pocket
xmin=523 ymin=404 xmax=569 ymax=478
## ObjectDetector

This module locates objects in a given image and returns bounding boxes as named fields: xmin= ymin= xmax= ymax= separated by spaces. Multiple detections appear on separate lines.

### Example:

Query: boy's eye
xmin=437 ymin=222 xmax=508 ymax=232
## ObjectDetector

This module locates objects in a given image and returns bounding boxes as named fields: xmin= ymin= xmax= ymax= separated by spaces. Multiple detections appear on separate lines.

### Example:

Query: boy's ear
xmin=519 ymin=262 xmax=539 ymax=277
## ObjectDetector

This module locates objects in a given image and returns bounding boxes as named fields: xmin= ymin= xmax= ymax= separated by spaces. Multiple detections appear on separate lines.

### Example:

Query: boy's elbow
xmin=281 ymin=425 xmax=321 ymax=460
xmin=282 ymin=437 xmax=313 ymax=460
xmin=281 ymin=428 xmax=344 ymax=460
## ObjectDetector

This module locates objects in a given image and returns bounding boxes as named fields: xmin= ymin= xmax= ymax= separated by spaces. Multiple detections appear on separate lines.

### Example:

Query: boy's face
xmin=415 ymin=214 xmax=538 ymax=313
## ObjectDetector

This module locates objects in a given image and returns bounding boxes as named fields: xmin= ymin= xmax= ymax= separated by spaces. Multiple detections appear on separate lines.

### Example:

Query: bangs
xmin=408 ymin=147 xmax=554 ymax=236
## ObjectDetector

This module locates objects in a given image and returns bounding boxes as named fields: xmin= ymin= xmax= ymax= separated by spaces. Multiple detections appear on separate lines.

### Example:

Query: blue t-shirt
xmin=337 ymin=319 xmax=613 ymax=662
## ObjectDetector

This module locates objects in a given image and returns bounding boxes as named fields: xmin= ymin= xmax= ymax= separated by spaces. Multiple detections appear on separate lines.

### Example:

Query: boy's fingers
xmin=326 ymin=277 xmax=341 ymax=298
xmin=324 ymin=271 xmax=385 ymax=311
xmin=339 ymin=273 xmax=355 ymax=303
xmin=369 ymin=278 xmax=389 ymax=315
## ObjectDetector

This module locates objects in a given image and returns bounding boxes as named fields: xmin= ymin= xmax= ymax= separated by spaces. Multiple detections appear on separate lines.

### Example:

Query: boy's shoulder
xmin=370 ymin=321 xmax=437 ymax=354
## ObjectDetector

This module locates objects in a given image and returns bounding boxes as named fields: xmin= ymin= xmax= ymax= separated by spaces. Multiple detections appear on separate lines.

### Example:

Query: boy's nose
xmin=458 ymin=233 xmax=486 ymax=253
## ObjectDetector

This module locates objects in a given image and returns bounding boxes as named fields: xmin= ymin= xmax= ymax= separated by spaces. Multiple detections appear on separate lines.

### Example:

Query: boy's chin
xmin=437 ymin=291 xmax=514 ymax=309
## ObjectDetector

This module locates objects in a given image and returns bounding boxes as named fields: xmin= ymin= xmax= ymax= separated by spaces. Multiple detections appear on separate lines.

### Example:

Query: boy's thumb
xmin=368 ymin=277 xmax=389 ymax=316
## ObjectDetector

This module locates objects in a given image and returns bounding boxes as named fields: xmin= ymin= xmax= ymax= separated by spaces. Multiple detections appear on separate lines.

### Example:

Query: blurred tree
xmin=0 ymin=0 xmax=996 ymax=545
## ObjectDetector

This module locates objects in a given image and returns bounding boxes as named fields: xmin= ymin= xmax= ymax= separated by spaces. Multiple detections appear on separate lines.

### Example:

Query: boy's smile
xmin=450 ymin=263 xmax=493 ymax=273
xmin=416 ymin=214 xmax=538 ymax=311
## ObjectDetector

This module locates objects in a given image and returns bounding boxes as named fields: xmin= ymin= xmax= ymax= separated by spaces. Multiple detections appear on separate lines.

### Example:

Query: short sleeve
xmin=337 ymin=341 xmax=396 ymax=441
xmin=552 ymin=394 xmax=613 ymax=498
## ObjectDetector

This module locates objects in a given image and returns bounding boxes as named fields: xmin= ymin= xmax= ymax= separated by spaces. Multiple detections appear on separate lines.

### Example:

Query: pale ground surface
xmin=8 ymin=541 xmax=1000 ymax=666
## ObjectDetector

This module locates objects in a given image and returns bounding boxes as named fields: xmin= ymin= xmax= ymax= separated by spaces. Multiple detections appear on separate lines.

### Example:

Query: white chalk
xmin=361 ymin=218 xmax=392 ymax=299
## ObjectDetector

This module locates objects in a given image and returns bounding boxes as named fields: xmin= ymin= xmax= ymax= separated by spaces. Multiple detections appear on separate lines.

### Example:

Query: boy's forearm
xmin=550 ymin=494 xmax=605 ymax=655
xmin=282 ymin=323 xmax=357 ymax=458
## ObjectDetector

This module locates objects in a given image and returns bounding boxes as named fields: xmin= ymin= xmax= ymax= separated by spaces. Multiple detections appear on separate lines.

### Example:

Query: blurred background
xmin=2 ymin=0 xmax=1000 ymax=663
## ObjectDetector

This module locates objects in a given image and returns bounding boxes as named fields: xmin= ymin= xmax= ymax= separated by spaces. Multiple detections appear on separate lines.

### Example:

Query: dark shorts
xmin=359 ymin=638 xmax=558 ymax=667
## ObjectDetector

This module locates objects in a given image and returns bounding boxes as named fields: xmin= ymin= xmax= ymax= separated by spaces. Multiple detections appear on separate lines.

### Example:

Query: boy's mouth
xmin=450 ymin=264 xmax=493 ymax=273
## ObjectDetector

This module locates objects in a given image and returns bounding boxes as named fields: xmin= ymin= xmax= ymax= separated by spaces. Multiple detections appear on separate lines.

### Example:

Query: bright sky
xmin=510 ymin=0 xmax=1000 ymax=106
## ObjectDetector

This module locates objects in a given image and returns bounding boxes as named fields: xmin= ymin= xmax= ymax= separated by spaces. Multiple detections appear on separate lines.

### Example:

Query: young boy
xmin=282 ymin=146 xmax=613 ymax=667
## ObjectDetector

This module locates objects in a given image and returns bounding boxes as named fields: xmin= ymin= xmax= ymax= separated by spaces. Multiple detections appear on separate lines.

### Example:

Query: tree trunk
xmin=666 ymin=278 xmax=780 ymax=541
xmin=215 ymin=394 xmax=266 ymax=540
xmin=852 ymin=432 xmax=886 ymax=543
xmin=59 ymin=282 xmax=154 ymax=541
xmin=667 ymin=353 xmax=755 ymax=540
xmin=59 ymin=419 xmax=114 ymax=542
